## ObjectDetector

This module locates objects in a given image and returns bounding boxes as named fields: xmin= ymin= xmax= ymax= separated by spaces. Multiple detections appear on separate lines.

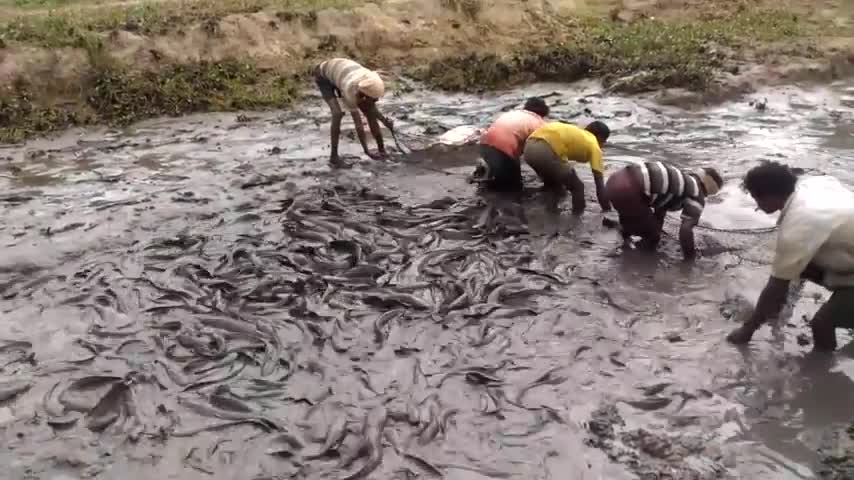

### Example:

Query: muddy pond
xmin=0 ymin=80 xmax=853 ymax=480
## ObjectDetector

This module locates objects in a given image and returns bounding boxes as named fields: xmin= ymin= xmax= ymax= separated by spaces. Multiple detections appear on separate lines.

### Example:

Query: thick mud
xmin=1 ymin=81 xmax=854 ymax=480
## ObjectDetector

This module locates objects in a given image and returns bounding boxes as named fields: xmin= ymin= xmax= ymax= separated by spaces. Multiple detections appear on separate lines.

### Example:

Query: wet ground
xmin=1 ymin=80 xmax=853 ymax=480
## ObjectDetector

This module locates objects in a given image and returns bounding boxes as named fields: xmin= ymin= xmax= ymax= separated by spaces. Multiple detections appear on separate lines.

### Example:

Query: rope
xmin=385 ymin=136 xmax=781 ymax=236
xmin=694 ymin=225 xmax=777 ymax=235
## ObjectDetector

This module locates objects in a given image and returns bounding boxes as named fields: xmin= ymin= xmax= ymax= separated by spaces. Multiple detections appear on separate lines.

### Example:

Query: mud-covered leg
xmin=636 ymin=208 xmax=662 ymax=251
xmin=564 ymin=168 xmax=586 ymax=214
xmin=617 ymin=213 xmax=634 ymax=247
xmin=810 ymin=288 xmax=854 ymax=352
xmin=543 ymin=185 xmax=567 ymax=214
xmin=325 ymin=97 xmax=346 ymax=167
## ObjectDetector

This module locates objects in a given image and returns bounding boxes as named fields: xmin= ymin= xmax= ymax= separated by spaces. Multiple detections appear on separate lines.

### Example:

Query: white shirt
xmin=772 ymin=175 xmax=854 ymax=288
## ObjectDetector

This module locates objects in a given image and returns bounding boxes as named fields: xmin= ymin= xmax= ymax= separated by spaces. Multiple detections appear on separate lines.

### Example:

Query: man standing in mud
xmin=473 ymin=97 xmax=550 ymax=191
xmin=603 ymin=161 xmax=723 ymax=260
xmin=521 ymin=121 xmax=612 ymax=214
xmin=727 ymin=162 xmax=854 ymax=352
xmin=314 ymin=58 xmax=394 ymax=167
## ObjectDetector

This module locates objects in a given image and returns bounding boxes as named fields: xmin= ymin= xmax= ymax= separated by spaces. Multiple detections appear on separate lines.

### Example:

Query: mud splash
xmin=1 ymin=81 xmax=854 ymax=479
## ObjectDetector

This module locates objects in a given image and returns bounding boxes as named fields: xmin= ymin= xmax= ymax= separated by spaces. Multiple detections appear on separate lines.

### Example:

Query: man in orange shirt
xmin=473 ymin=97 xmax=550 ymax=192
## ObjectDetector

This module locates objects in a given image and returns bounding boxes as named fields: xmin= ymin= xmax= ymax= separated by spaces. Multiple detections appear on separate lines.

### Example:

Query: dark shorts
xmin=479 ymin=144 xmax=522 ymax=192
xmin=605 ymin=165 xmax=658 ymax=240
xmin=313 ymin=66 xmax=341 ymax=100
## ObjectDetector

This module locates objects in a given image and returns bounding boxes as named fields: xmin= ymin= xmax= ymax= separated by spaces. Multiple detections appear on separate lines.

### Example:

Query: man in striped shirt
xmin=604 ymin=161 xmax=723 ymax=259
xmin=314 ymin=58 xmax=394 ymax=167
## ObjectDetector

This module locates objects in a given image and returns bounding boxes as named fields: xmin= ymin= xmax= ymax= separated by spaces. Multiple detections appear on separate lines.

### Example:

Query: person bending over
xmin=604 ymin=161 xmax=723 ymax=260
xmin=727 ymin=162 xmax=854 ymax=351
xmin=474 ymin=97 xmax=550 ymax=192
xmin=521 ymin=121 xmax=612 ymax=214
xmin=314 ymin=58 xmax=394 ymax=167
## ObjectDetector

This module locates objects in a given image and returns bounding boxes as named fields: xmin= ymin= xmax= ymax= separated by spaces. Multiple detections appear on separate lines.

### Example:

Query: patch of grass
xmin=0 ymin=0 xmax=359 ymax=47
xmin=0 ymin=58 xmax=301 ymax=143
xmin=0 ymin=86 xmax=80 ymax=143
xmin=418 ymin=8 xmax=805 ymax=93
xmin=1 ymin=0 xmax=80 ymax=8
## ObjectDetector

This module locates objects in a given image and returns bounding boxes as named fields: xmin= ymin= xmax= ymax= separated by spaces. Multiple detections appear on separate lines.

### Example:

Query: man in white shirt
xmin=727 ymin=162 xmax=854 ymax=352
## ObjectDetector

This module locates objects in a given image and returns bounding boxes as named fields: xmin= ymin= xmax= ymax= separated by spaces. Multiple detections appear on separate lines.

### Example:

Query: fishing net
xmin=660 ymin=215 xmax=778 ymax=265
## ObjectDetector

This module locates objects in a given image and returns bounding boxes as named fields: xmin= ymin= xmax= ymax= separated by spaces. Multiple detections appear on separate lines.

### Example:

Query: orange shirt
xmin=480 ymin=110 xmax=546 ymax=159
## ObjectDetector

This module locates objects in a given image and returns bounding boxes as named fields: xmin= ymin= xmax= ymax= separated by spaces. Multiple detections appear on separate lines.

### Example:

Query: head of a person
xmin=699 ymin=167 xmax=724 ymax=197
xmin=742 ymin=161 xmax=798 ymax=213
xmin=356 ymin=71 xmax=385 ymax=109
xmin=523 ymin=97 xmax=550 ymax=117
xmin=585 ymin=121 xmax=610 ymax=147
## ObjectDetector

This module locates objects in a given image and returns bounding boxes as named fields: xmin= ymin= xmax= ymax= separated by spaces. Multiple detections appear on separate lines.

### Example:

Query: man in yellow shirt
xmin=522 ymin=121 xmax=612 ymax=214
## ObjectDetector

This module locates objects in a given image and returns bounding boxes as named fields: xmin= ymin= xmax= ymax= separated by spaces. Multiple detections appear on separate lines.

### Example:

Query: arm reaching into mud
xmin=350 ymin=109 xmax=380 ymax=159
xmin=364 ymin=105 xmax=388 ymax=156
xmin=592 ymin=170 xmax=611 ymax=212
xmin=351 ymin=110 xmax=385 ymax=160
xmin=678 ymin=216 xmax=697 ymax=260
xmin=726 ymin=276 xmax=790 ymax=344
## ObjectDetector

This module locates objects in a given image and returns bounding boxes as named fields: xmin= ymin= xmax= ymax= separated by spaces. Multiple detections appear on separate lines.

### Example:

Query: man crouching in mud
xmin=727 ymin=162 xmax=854 ymax=351
xmin=521 ymin=120 xmax=612 ymax=214
xmin=604 ymin=161 xmax=723 ymax=260
xmin=473 ymin=97 xmax=550 ymax=192
xmin=314 ymin=57 xmax=394 ymax=167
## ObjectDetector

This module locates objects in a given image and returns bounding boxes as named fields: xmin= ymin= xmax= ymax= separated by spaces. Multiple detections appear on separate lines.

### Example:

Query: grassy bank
xmin=421 ymin=10 xmax=804 ymax=93
xmin=0 ymin=0 xmax=845 ymax=143
xmin=0 ymin=0 xmax=358 ymax=47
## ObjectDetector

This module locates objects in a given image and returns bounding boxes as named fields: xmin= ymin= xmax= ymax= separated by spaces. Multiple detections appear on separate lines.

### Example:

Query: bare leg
xmin=543 ymin=184 xmax=567 ymax=214
xmin=810 ymin=288 xmax=854 ymax=352
xmin=564 ymin=169 xmax=585 ymax=214
xmin=325 ymin=97 xmax=346 ymax=166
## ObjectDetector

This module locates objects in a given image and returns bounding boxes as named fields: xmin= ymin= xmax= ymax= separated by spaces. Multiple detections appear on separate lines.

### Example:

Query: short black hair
xmin=585 ymin=121 xmax=610 ymax=143
xmin=742 ymin=161 xmax=797 ymax=198
xmin=703 ymin=167 xmax=724 ymax=189
xmin=523 ymin=97 xmax=549 ymax=117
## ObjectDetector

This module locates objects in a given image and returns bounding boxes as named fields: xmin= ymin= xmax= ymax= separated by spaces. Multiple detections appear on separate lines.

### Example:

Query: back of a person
xmin=785 ymin=175 xmax=854 ymax=275
xmin=318 ymin=58 xmax=379 ymax=107
xmin=481 ymin=110 xmax=545 ymax=159
xmin=638 ymin=161 xmax=703 ymax=210
xmin=529 ymin=122 xmax=598 ymax=163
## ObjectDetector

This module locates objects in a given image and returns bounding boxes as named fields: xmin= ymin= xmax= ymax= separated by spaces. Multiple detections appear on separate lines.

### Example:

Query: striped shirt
xmin=316 ymin=58 xmax=382 ymax=111
xmin=634 ymin=161 xmax=706 ymax=221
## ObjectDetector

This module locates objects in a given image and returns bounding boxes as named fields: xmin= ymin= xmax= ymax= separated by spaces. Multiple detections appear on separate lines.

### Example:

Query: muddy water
xmin=1 ymin=80 xmax=853 ymax=480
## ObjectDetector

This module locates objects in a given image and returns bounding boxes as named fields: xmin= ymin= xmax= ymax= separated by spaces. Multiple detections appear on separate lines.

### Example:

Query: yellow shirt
xmin=528 ymin=122 xmax=604 ymax=173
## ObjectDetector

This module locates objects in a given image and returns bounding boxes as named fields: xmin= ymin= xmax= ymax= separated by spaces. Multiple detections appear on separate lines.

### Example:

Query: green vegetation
xmin=421 ymin=9 xmax=805 ymax=93
xmin=0 ymin=0 xmax=826 ymax=143
xmin=0 ymin=0 xmax=357 ymax=47
xmin=0 ymin=57 xmax=300 ymax=143
xmin=0 ymin=0 xmax=81 ymax=8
